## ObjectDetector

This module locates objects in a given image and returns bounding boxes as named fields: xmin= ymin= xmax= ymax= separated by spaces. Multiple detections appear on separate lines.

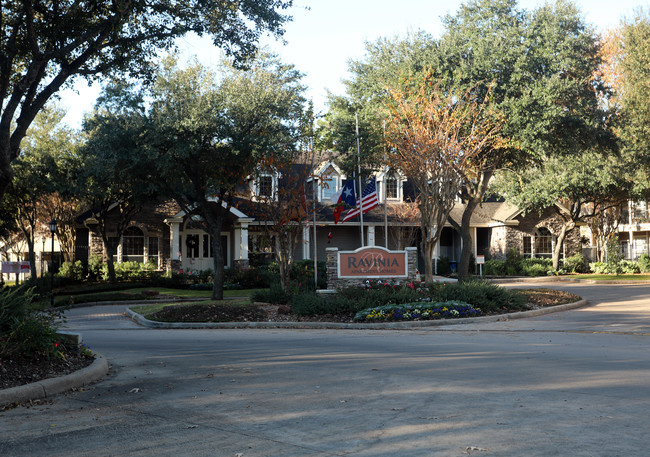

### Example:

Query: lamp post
xmin=41 ymin=236 xmax=46 ymax=277
xmin=49 ymin=220 xmax=57 ymax=308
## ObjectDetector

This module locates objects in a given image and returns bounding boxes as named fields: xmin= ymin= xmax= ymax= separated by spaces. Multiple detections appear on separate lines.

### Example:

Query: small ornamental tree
xmin=251 ymin=155 xmax=313 ymax=292
xmin=383 ymin=76 xmax=506 ymax=283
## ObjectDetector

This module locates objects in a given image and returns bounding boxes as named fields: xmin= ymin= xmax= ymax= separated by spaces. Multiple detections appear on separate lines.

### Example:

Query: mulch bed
xmin=1 ymin=353 xmax=94 ymax=391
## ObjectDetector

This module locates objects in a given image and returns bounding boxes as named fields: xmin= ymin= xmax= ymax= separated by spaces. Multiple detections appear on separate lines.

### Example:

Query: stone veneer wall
xmin=325 ymin=247 xmax=419 ymax=290
xmin=87 ymin=199 xmax=181 ymax=268
xmin=492 ymin=206 xmax=581 ymax=259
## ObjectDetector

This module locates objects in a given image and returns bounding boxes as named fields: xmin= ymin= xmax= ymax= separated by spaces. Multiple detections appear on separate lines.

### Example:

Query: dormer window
xmin=321 ymin=175 xmax=339 ymax=202
xmin=258 ymin=175 xmax=273 ymax=198
xmin=254 ymin=173 xmax=277 ymax=200
xmin=386 ymin=174 xmax=398 ymax=199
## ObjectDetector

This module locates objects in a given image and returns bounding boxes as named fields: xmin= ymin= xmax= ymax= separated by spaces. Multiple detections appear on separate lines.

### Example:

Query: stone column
xmin=326 ymin=247 xmax=339 ymax=289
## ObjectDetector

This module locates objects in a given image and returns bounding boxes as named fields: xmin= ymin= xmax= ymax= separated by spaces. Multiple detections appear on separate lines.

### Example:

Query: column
xmin=233 ymin=223 xmax=250 ymax=269
xmin=367 ymin=226 xmax=376 ymax=247
xmin=302 ymin=225 xmax=311 ymax=260
xmin=165 ymin=217 xmax=182 ymax=274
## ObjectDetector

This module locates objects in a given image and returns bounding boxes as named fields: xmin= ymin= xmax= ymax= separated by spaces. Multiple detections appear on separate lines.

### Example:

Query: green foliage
xmin=87 ymin=254 xmax=104 ymax=281
xmin=100 ymin=260 xmax=159 ymax=282
xmin=437 ymin=257 xmax=451 ymax=275
xmin=506 ymin=248 xmax=522 ymax=273
xmin=430 ymin=279 xmax=526 ymax=313
xmin=289 ymin=278 xmax=523 ymax=316
xmin=484 ymin=259 xmax=507 ymax=276
xmin=0 ymin=286 xmax=62 ymax=359
xmin=57 ymin=260 xmax=86 ymax=282
xmin=521 ymin=258 xmax=553 ymax=276
xmin=251 ymin=282 xmax=290 ymax=305
xmin=638 ymin=254 xmax=650 ymax=273
xmin=562 ymin=253 xmax=588 ymax=273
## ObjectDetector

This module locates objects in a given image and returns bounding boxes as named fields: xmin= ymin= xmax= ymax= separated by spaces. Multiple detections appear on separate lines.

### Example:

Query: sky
xmin=60 ymin=0 xmax=645 ymax=128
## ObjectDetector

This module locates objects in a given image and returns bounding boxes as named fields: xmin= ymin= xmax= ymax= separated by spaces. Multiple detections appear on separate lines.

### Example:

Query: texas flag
xmin=332 ymin=180 xmax=357 ymax=224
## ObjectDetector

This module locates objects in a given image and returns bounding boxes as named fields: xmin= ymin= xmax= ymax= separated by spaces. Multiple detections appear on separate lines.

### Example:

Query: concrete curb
xmin=125 ymin=299 xmax=589 ymax=330
xmin=0 ymin=352 xmax=109 ymax=408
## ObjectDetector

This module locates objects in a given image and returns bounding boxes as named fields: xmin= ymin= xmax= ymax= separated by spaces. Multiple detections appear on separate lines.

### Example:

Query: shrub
xmin=506 ymin=248 xmax=522 ymax=274
xmin=0 ymin=286 xmax=62 ymax=359
xmin=521 ymin=258 xmax=553 ymax=276
xmin=638 ymin=254 xmax=650 ymax=273
xmin=430 ymin=279 xmax=526 ymax=313
xmin=436 ymin=257 xmax=450 ymax=275
xmin=87 ymin=254 xmax=103 ymax=281
xmin=589 ymin=262 xmax=608 ymax=274
xmin=57 ymin=260 xmax=85 ymax=282
xmin=562 ymin=253 xmax=588 ymax=273
xmin=251 ymin=282 xmax=290 ymax=305
xmin=620 ymin=260 xmax=640 ymax=274
xmin=484 ymin=259 xmax=507 ymax=276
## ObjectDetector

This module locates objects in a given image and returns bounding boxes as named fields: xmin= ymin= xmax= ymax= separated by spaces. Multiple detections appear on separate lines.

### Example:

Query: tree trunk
xmin=0 ymin=145 xmax=13 ymax=202
xmin=421 ymin=222 xmax=436 ymax=283
xmin=211 ymin=231 xmax=224 ymax=300
xmin=553 ymin=223 xmax=570 ymax=271
xmin=458 ymin=196 xmax=481 ymax=281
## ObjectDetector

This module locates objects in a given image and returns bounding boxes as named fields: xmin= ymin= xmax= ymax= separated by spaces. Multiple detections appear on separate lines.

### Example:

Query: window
xmin=321 ymin=176 xmax=339 ymax=201
xmin=258 ymin=175 xmax=273 ymax=197
xmin=386 ymin=175 xmax=398 ymax=199
xmin=185 ymin=234 xmax=200 ymax=258
xmin=523 ymin=227 xmax=553 ymax=258
xmin=148 ymin=237 xmax=159 ymax=257
xmin=123 ymin=227 xmax=145 ymax=257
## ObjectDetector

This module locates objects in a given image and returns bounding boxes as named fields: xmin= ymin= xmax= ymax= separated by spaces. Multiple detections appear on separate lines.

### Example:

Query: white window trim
xmin=253 ymin=172 xmax=278 ymax=201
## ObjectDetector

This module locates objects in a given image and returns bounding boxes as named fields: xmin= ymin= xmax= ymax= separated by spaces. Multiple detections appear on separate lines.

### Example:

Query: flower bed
xmin=353 ymin=301 xmax=481 ymax=322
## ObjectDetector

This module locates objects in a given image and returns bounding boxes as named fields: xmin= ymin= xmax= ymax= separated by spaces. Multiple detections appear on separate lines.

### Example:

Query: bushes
xmin=484 ymin=259 xmax=507 ymax=276
xmin=57 ymin=260 xmax=86 ymax=281
xmin=521 ymin=258 xmax=553 ymax=276
xmin=0 ymin=286 xmax=62 ymax=360
xmin=430 ymin=279 xmax=526 ymax=313
xmin=288 ymin=279 xmax=525 ymax=316
xmin=639 ymin=254 xmax=650 ymax=273
xmin=562 ymin=253 xmax=588 ymax=273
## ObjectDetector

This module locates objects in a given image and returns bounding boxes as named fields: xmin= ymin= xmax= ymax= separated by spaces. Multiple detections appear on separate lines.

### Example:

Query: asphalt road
xmin=1 ymin=281 xmax=649 ymax=457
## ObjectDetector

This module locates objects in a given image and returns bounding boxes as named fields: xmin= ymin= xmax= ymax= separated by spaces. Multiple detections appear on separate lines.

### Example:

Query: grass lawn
xmin=124 ymin=287 xmax=265 ymax=298
xmin=574 ymin=274 xmax=650 ymax=281
xmin=130 ymin=297 xmax=254 ymax=317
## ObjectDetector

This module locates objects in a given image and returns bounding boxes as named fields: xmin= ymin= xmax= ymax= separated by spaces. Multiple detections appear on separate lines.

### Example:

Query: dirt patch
xmin=0 ymin=353 xmax=94 ymax=391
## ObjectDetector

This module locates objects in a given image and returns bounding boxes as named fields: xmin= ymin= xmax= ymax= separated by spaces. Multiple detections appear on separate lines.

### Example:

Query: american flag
xmin=342 ymin=179 xmax=378 ymax=222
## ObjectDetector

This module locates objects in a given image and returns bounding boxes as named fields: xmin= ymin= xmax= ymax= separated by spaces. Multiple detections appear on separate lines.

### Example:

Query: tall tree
xmin=492 ymin=149 xmax=630 ymax=270
xmin=326 ymin=0 xmax=614 ymax=280
xmin=609 ymin=9 xmax=650 ymax=200
xmin=0 ymin=0 xmax=294 ymax=199
xmin=1 ymin=105 xmax=77 ymax=280
xmin=439 ymin=0 xmax=613 ymax=279
xmin=78 ymin=81 xmax=154 ymax=283
xmin=148 ymin=53 xmax=306 ymax=299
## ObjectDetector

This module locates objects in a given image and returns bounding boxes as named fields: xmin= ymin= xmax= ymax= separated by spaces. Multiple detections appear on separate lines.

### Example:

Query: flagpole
xmin=383 ymin=119 xmax=388 ymax=248
xmin=355 ymin=113 xmax=364 ymax=247
xmin=310 ymin=124 xmax=318 ymax=291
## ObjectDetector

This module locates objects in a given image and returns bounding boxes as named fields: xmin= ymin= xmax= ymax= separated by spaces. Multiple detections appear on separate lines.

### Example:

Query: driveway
xmin=1 ymin=281 xmax=649 ymax=457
